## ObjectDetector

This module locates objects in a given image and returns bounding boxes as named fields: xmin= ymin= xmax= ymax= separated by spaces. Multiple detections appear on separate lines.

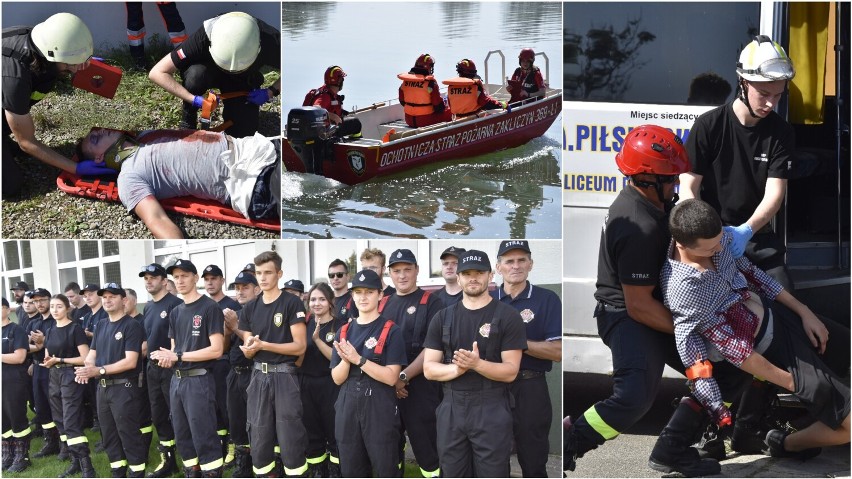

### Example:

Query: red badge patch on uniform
xmin=479 ymin=323 xmax=491 ymax=338
xmin=192 ymin=315 xmax=202 ymax=329
xmin=406 ymin=306 xmax=416 ymax=315
xmin=520 ymin=309 xmax=535 ymax=323
xmin=176 ymin=48 xmax=186 ymax=60
xmin=365 ymin=337 xmax=378 ymax=349
xmin=160 ymin=310 xmax=168 ymax=319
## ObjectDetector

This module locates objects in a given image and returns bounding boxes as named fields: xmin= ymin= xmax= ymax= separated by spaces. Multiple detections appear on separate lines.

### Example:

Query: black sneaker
xmin=764 ymin=429 xmax=822 ymax=460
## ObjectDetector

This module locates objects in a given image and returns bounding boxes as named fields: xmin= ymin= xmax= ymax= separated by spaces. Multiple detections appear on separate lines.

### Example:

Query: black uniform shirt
xmin=71 ymin=304 xmax=91 ymax=323
xmin=434 ymin=288 xmax=463 ymax=307
xmin=27 ymin=314 xmax=55 ymax=363
xmin=82 ymin=307 xmax=108 ymax=344
xmin=228 ymin=309 xmax=253 ymax=368
xmin=333 ymin=292 xmax=356 ymax=320
xmin=381 ymin=288 xmax=445 ymax=362
xmin=143 ymin=292 xmax=183 ymax=354
xmin=594 ymin=186 xmax=669 ymax=308
xmin=686 ymin=101 xmax=793 ymax=226
xmin=91 ymin=315 xmax=144 ymax=378
xmin=217 ymin=295 xmax=241 ymax=312
xmin=1 ymin=27 xmax=59 ymax=115
xmin=239 ymin=292 xmax=305 ymax=365
xmin=2 ymin=321 xmax=29 ymax=374
xmin=424 ymin=300 xmax=527 ymax=389
xmin=170 ymin=15 xmax=280 ymax=74
xmin=330 ymin=316 xmax=407 ymax=369
xmin=44 ymin=321 xmax=87 ymax=359
xmin=169 ymin=295 xmax=224 ymax=370
xmin=301 ymin=315 xmax=348 ymax=376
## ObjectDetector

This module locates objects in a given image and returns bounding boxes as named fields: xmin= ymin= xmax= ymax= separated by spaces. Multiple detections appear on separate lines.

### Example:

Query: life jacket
xmin=512 ymin=66 xmax=542 ymax=94
xmin=378 ymin=290 xmax=432 ymax=353
xmin=442 ymin=77 xmax=480 ymax=115
xmin=397 ymin=72 xmax=435 ymax=116
xmin=340 ymin=317 xmax=394 ymax=364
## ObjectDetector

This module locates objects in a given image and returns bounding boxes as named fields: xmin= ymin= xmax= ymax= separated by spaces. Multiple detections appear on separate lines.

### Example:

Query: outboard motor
xmin=286 ymin=106 xmax=338 ymax=175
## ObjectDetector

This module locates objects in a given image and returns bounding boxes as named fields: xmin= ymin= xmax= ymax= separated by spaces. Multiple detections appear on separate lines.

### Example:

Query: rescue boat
xmin=283 ymin=50 xmax=562 ymax=185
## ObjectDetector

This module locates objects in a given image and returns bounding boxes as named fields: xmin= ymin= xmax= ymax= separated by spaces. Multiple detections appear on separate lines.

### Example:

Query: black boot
xmin=764 ymin=429 xmax=822 ymax=460
xmin=129 ymin=468 xmax=146 ymax=478
xmin=80 ymin=455 xmax=97 ymax=478
xmin=59 ymin=457 xmax=81 ymax=477
xmin=696 ymin=422 xmax=730 ymax=461
xmin=129 ymin=44 xmax=147 ymax=71
xmin=202 ymin=466 xmax=223 ymax=478
xmin=33 ymin=427 xmax=60 ymax=458
xmin=147 ymin=444 xmax=178 ymax=478
xmin=58 ymin=440 xmax=71 ymax=461
xmin=648 ymin=397 xmax=721 ymax=477
xmin=327 ymin=459 xmax=341 ymax=478
xmin=564 ymin=416 xmax=578 ymax=472
xmin=7 ymin=437 xmax=30 ymax=473
xmin=180 ymin=104 xmax=198 ymax=130
xmin=184 ymin=465 xmax=201 ymax=478
xmin=731 ymin=379 xmax=777 ymax=454
xmin=232 ymin=446 xmax=252 ymax=478
xmin=112 ymin=465 xmax=128 ymax=478
xmin=2 ymin=439 xmax=13 ymax=471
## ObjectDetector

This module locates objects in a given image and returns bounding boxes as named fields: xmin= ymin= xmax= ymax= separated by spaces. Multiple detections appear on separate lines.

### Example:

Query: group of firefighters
xmin=3 ymin=241 xmax=562 ymax=478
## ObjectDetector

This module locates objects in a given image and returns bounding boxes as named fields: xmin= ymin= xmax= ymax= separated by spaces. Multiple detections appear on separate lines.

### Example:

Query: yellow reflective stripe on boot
xmin=583 ymin=405 xmax=619 ymax=440
xmin=306 ymin=453 xmax=327 ymax=465
xmin=42 ymin=422 xmax=57 ymax=430
xmin=67 ymin=436 xmax=89 ymax=446
xmin=140 ymin=425 xmax=153 ymax=434
xmin=111 ymin=459 xmax=129 ymax=468
xmin=329 ymin=455 xmax=339 ymax=464
xmin=159 ymin=439 xmax=175 ymax=447
xmin=12 ymin=428 xmax=31 ymax=438
xmin=183 ymin=457 xmax=199 ymax=467
xmin=420 ymin=467 xmax=440 ymax=477
xmin=2 ymin=430 xmax=12 ymax=439
xmin=129 ymin=463 xmax=146 ymax=472
xmin=200 ymin=458 xmax=223 ymax=471
xmin=253 ymin=461 xmax=275 ymax=475
xmin=284 ymin=461 xmax=308 ymax=476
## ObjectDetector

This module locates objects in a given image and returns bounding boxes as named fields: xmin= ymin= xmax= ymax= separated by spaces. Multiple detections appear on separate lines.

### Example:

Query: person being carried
xmin=303 ymin=66 xmax=361 ymax=138
xmin=664 ymin=198 xmax=850 ymax=457
xmin=75 ymin=128 xmax=281 ymax=239
xmin=443 ymin=59 xmax=504 ymax=117
xmin=398 ymin=54 xmax=452 ymax=128
xmin=506 ymin=48 xmax=546 ymax=103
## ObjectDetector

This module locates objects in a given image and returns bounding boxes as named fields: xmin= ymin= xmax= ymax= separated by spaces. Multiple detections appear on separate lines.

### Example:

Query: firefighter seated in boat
xmin=443 ymin=59 xmax=504 ymax=117
xmin=303 ymin=65 xmax=362 ymax=138
xmin=506 ymin=48 xmax=546 ymax=104
xmin=398 ymin=53 xmax=452 ymax=128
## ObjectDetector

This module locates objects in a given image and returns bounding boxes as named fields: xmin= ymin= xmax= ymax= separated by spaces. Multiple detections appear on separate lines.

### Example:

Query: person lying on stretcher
xmin=75 ymin=128 xmax=280 ymax=239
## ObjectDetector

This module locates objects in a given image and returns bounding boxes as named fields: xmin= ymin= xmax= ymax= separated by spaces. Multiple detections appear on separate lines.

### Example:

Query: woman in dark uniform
xmin=42 ymin=294 xmax=95 ymax=477
xmin=2 ymin=297 xmax=31 ymax=473
xmin=300 ymin=283 xmax=346 ymax=477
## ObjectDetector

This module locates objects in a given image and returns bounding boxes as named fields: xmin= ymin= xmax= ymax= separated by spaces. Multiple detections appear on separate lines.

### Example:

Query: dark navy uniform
xmin=2 ymin=321 xmax=31 ymax=441
xmin=226 ymin=309 xmax=253 ymax=459
xmin=380 ymin=289 xmax=444 ymax=477
xmin=213 ymin=296 xmax=241 ymax=446
xmin=143 ymin=293 xmax=183 ymax=455
xmin=168 ymin=295 xmax=225 ymax=474
xmin=239 ymin=292 xmax=308 ymax=477
xmin=91 ymin=315 xmax=147 ymax=475
xmin=44 ymin=321 xmax=90 ymax=459
xmin=80 ymin=307 xmax=108 ymax=428
xmin=333 ymin=292 xmax=356 ymax=320
xmin=331 ymin=316 xmax=407 ymax=477
xmin=423 ymin=300 xmax=527 ymax=478
xmin=433 ymin=288 xmax=463 ymax=307
xmin=72 ymin=304 xmax=92 ymax=323
xmin=299 ymin=314 xmax=347 ymax=473
xmin=493 ymin=281 xmax=561 ymax=477
xmin=27 ymin=314 xmax=56 ymax=432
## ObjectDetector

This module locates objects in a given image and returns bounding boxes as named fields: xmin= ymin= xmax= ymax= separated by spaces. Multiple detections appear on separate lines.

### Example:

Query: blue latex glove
xmin=192 ymin=95 xmax=204 ymax=108
xmin=247 ymin=88 xmax=271 ymax=105
xmin=76 ymin=160 xmax=117 ymax=177
xmin=723 ymin=223 xmax=753 ymax=258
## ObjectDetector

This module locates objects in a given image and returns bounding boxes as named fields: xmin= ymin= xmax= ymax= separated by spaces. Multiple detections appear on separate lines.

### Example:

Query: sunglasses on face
xmin=328 ymin=272 xmax=347 ymax=279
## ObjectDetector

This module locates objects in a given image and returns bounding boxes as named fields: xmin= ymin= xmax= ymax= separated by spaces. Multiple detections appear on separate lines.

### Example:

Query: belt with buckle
xmin=174 ymin=368 xmax=207 ymax=379
xmin=518 ymin=369 xmax=545 ymax=380
xmin=53 ymin=363 xmax=75 ymax=369
xmin=254 ymin=362 xmax=295 ymax=374
xmin=99 ymin=378 xmax=132 ymax=387
xmin=233 ymin=366 xmax=252 ymax=374
xmin=596 ymin=301 xmax=626 ymax=314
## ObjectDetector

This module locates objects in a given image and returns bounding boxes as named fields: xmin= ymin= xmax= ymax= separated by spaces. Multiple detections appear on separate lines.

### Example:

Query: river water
xmin=281 ymin=2 xmax=563 ymax=239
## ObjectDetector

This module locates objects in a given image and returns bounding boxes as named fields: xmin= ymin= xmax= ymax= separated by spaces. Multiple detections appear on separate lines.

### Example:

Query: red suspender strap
xmin=378 ymin=295 xmax=390 ymax=313
xmin=374 ymin=320 xmax=395 ymax=355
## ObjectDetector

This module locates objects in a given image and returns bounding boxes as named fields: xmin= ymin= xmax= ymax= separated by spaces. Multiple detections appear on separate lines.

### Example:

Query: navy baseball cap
xmin=2 ymin=297 xmax=9 ymax=307
xmin=349 ymin=270 xmax=382 ymax=291
xmin=10 ymin=281 xmax=29 ymax=291
xmin=241 ymin=263 xmax=256 ymax=274
xmin=167 ymin=259 xmax=198 ymax=275
xmin=31 ymin=288 xmax=51 ymax=298
xmin=283 ymin=279 xmax=304 ymax=294
xmin=497 ymin=240 xmax=531 ymax=257
xmin=202 ymin=265 xmax=224 ymax=278
xmin=229 ymin=272 xmax=258 ymax=289
xmin=139 ymin=263 xmax=167 ymax=278
xmin=458 ymin=250 xmax=492 ymax=273
xmin=81 ymin=283 xmax=100 ymax=292
xmin=388 ymin=249 xmax=417 ymax=266
xmin=97 ymin=282 xmax=127 ymax=297
xmin=440 ymin=246 xmax=466 ymax=259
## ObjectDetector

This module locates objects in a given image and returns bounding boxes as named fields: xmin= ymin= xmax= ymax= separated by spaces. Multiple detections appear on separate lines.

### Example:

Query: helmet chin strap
xmin=739 ymin=79 xmax=761 ymax=119
xmin=632 ymin=176 xmax=679 ymax=212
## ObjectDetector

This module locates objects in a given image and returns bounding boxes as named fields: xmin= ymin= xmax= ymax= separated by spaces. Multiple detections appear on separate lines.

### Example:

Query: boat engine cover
xmin=287 ymin=106 xmax=333 ymax=142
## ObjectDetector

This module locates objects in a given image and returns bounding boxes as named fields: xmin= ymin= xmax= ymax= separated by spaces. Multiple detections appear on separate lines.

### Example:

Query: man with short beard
xmin=9 ymin=281 xmax=28 ymax=324
xmin=27 ymin=288 xmax=59 ymax=459
xmin=74 ymin=284 xmax=147 ymax=477
xmin=327 ymin=259 xmax=353 ymax=320
xmin=140 ymin=263 xmax=183 ymax=478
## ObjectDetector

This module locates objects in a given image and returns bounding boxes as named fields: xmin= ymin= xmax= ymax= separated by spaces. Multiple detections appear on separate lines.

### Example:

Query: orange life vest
xmin=398 ymin=72 xmax=435 ymax=116
xmin=442 ymin=77 xmax=479 ymax=115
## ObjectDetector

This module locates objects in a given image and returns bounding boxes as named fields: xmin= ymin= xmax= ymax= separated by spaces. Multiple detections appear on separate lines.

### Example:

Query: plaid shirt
xmin=661 ymin=231 xmax=784 ymax=421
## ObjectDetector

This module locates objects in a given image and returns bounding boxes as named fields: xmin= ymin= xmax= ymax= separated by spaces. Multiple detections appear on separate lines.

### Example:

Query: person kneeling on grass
xmin=663 ymin=198 xmax=850 ymax=458
xmin=74 ymin=128 xmax=280 ymax=239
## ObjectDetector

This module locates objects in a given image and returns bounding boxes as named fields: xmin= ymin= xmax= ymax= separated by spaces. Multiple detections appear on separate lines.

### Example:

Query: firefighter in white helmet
xmin=149 ymin=11 xmax=281 ymax=138
xmin=2 ymin=12 xmax=97 ymax=198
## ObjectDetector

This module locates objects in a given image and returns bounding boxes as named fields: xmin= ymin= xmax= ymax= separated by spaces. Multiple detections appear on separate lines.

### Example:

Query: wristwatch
xmin=176 ymin=351 xmax=183 ymax=363
xmin=357 ymin=356 xmax=367 ymax=367
xmin=98 ymin=367 xmax=106 ymax=376
xmin=399 ymin=371 xmax=409 ymax=384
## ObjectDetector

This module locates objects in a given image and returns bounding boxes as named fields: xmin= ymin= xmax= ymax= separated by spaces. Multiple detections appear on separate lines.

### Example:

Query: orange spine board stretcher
xmin=56 ymin=172 xmax=280 ymax=232
xmin=71 ymin=60 xmax=123 ymax=99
